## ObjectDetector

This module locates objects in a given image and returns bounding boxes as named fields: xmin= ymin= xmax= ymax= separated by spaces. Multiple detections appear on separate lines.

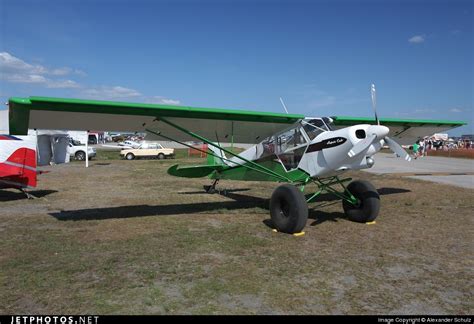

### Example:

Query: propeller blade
xmin=384 ymin=136 xmax=411 ymax=161
xmin=348 ymin=134 xmax=377 ymax=158
xmin=371 ymin=83 xmax=380 ymax=125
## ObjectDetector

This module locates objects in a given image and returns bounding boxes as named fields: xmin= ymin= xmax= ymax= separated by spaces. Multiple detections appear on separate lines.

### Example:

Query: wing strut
xmin=146 ymin=129 xmax=287 ymax=181
xmin=146 ymin=121 xmax=292 ymax=182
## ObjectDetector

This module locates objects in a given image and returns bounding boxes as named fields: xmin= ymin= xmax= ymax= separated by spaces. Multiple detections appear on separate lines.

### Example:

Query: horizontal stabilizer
xmin=167 ymin=164 xmax=225 ymax=178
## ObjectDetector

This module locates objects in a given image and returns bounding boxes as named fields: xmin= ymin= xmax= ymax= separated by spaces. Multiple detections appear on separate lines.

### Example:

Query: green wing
xmin=332 ymin=116 xmax=466 ymax=145
xmin=8 ymin=97 xmax=303 ymax=144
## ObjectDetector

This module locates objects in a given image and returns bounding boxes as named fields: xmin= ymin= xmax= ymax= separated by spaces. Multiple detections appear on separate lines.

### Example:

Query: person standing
xmin=419 ymin=139 xmax=425 ymax=157
xmin=412 ymin=141 xmax=420 ymax=159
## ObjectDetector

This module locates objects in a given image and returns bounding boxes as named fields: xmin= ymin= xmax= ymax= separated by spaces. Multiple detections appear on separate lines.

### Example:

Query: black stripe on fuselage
xmin=306 ymin=137 xmax=347 ymax=153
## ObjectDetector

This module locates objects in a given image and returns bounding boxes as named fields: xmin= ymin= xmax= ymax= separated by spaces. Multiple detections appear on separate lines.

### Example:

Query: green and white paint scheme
xmin=8 ymin=96 xmax=466 ymax=233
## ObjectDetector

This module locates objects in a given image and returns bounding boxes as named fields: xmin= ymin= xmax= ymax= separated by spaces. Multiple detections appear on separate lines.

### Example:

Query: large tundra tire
xmin=342 ymin=180 xmax=380 ymax=223
xmin=270 ymin=184 xmax=308 ymax=234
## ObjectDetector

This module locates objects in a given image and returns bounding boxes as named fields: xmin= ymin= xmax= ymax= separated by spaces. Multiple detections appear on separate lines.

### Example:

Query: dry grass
xmin=0 ymin=155 xmax=472 ymax=315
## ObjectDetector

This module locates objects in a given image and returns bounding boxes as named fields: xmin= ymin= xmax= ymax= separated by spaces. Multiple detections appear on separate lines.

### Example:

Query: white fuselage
xmin=223 ymin=118 xmax=390 ymax=179
xmin=298 ymin=124 xmax=388 ymax=177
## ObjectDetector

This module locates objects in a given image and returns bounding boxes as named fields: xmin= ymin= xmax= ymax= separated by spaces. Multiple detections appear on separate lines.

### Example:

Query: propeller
xmin=348 ymin=134 xmax=377 ymax=158
xmin=371 ymin=83 xmax=379 ymax=125
xmin=384 ymin=136 xmax=412 ymax=161
xmin=346 ymin=84 xmax=411 ymax=161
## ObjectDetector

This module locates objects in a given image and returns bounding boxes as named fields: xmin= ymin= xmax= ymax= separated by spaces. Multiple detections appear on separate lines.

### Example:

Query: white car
xmin=68 ymin=140 xmax=96 ymax=161
xmin=120 ymin=143 xmax=174 ymax=160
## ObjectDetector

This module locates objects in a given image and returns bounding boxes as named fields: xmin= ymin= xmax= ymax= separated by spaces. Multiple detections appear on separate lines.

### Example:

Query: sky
xmin=0 ymin=0 xmax=472 ymax=135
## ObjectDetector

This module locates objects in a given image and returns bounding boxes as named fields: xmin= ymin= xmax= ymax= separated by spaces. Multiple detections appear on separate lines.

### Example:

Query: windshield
xmin=302 ymin=119 xmax=328 ymax=140
xmin=322 ymin=117 xmax=335 ymax=131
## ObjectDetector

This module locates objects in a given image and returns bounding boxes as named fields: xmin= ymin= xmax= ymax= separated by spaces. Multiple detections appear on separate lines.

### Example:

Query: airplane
xmin=7 ymin=88 xmax=465 ymax=233
xmin=0 ymin=134 xmax=38 ymax=198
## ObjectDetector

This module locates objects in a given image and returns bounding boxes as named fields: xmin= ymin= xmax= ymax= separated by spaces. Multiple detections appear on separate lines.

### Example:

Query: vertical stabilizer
xmin=207 ymin=144 xmax=228 ymax=166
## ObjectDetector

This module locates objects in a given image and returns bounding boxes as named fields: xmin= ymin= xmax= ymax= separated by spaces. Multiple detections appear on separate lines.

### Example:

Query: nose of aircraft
xmin=367 ymin=125 xmax=389 ymax=139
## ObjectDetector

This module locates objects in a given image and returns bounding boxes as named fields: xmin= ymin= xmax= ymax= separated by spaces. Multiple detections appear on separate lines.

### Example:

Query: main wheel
xmin=75 ymin=151 xmax=85 ymax=161
xmin=126 ymin=153 xmax=135 ymax=160
xmin=342 ymin=180 xmax=380 ymax=223
xmin=270 ymin=184 xmax=308 ymax=234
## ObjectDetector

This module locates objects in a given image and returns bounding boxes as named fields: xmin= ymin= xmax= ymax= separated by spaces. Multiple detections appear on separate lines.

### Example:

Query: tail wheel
xmin=270 ymin=184 xmax=308 ymax=234
xmin=126 ymin=153 xmax=135 ymax=160
xmin=342 ymin=180 xmax=380 ymax=223
xmin=75 ymin=151 xmax=85 ymax=161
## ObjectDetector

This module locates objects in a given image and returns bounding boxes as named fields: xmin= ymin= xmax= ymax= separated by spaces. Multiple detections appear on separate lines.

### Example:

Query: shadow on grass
xmin=308 ymin=210 xmax=346 ymax=226
xmin=377 ymin=187 xmax=411 ymax=195
xmin=303 ymin=187 xmax=411 ymax=203
xmin=178 ymin=188 xmax=251 ymax=195
xmin=0 ymin=189 xmax=58 ymax=202
xmin=303 ymin=187 xmax=411 ymax=226
xmin=50 ymin=191 xmax=268 ymax=221
xmin=262 ymin=210 xmax=346 ymax=230
xmin=49 ymin=186 xmax=410 ymax=222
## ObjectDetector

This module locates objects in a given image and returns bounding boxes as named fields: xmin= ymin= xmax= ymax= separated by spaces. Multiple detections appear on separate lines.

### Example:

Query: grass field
xmin=1 ymin=154 xmax=473 ymax=314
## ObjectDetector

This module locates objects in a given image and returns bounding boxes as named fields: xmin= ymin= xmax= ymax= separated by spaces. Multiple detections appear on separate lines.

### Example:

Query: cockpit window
xmin=322 ymin=117 xmax=335 ymax=131
xmin=302 ymin=119 xmax=328 ymax=140
xmin=265 ymin=125 xmax=309 ymax=171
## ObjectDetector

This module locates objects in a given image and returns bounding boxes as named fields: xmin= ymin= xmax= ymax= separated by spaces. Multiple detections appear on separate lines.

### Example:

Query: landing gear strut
xmin=203 ymin=179 xmax=219 ymax=194
xmin=19 ymin=188 xmax=35 ymax=199
xmin=270 ymin=176 xmax=380 ymax=234
xmin=303 ymin=176 xmax=380 ymax=223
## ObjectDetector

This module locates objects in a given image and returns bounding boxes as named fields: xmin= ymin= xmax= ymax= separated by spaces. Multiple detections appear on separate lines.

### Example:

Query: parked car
xmin=118 ymin=140 xmax=141 ymax=148
xmin=88 ymin=134 xmax=98 ymax=144
xmin=68 ymin=139 xmax=96 ymax=161
xmin=120 ymin=143 xmax=174 ymax=160
xmin=112 ymin=135 xmax=125 ymax=142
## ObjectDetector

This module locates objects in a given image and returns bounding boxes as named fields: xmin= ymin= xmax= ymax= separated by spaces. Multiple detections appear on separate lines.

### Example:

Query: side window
xmin=275 ymin=127 xmax=306 ymax=155
xmin=275 ymin=126 xmax=308 ymax=171
xmin=259 ymin=136 xmax=276 ymax=158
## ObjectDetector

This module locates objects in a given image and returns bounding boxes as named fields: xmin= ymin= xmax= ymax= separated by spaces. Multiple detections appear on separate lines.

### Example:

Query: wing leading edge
xmin=331 ymin=116 xmax=466 ymax=145
xmin=8 ymin=97 xmax=304 ymax=144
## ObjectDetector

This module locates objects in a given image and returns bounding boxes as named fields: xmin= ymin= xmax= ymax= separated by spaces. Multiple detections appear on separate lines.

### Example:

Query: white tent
xmin=432 ymin=133 xmax=448 ymax=141
xmin=1 ymin=109 xmax=69 ymax=165
xmin=34 ymin=130 xmax=70 ymax=165
xmin=0 ymin=109 xmax=8 ymax=133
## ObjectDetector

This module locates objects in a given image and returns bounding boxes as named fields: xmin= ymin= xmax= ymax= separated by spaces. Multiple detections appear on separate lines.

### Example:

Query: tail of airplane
xmin=167 ymin=143 xmax=229 ymax=178
xmin=207 ymin=144 xmax=228 ymax=166
xmin=7 ymin=147 xmax=36 ymax=168
xmin=0 ymin=135 xmax=38 ymax=189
